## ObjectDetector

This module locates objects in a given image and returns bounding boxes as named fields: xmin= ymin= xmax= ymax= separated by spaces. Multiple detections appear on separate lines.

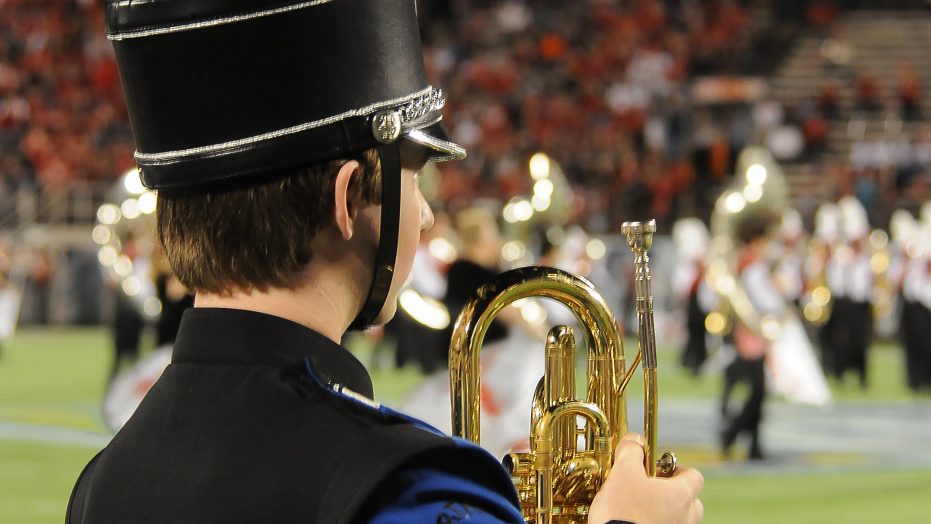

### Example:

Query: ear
xmin=333 ymin=160 xmax=361 ymax=240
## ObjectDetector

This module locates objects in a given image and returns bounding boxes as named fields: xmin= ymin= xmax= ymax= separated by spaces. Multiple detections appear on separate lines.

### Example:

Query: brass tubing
xmin=618 ymin=351 xmax=642 ymax=395
xmin=449 ymin=267 xmax=625 ymax=449
xmin=544 ymin=326 xmax=577 ymax=462
xmin=644 ymin=368 xmax=658 ymax=478
xmin=558 ymin=329 xmax=576 ymax=460
xmin=532 ymin=401 xmax=611 ymax=524
xmin=622 ymin=220 xmax=660 ymax=477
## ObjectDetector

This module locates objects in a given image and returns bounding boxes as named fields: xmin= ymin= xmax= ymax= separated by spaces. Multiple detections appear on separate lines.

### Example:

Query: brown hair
xmin=156 ymin=150 xmax=381 ymax=294
xmin=735 ymin=212 xmax=774 ymax=246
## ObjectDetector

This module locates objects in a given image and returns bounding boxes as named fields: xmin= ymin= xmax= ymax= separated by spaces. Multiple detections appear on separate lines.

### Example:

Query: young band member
xmin=67 ymin=1 xmax=703 ymax=522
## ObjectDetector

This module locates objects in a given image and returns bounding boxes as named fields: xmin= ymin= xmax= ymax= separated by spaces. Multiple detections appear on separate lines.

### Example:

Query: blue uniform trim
xmin=367 ymin=466 xmax=524 ymax=523
xmin=379 ymin=402 xmax=448 ymax=436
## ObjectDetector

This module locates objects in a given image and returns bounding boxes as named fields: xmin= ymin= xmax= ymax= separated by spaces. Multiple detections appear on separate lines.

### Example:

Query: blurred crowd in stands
xmin=0 ymin=0 xmax=766 ymax=231
xmin=1 ymin=0 xmax=927 ymax=231
xmin=787 ymin=59 xmax=930 ymax=232
xmin=0 ymin=0 xmax=134 ymax=193
xmin=421 ymin=0 xmax=759 ymax=230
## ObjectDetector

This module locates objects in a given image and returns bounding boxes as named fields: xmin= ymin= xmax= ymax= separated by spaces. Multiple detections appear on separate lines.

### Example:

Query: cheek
xmin=395 ymin=189 xmax=422 ymax=276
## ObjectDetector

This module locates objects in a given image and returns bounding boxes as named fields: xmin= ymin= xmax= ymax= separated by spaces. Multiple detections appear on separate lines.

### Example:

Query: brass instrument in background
xmin=449 ymin=220 xmax=676 ymax=524
xmin=705 ymin=147 xmax=790 ymax=339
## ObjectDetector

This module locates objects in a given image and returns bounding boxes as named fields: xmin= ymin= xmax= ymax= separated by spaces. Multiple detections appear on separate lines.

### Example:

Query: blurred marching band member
xmin=671 ymin=218 xmax=712 ymax=375
xmin=720 ymin=214 xmax=784 ymax=460
xmin=107 ymin=232 xmax=145 ymax=387
xmin=775 ymin=209 xmax=806 ymax=309
xmin=442 ymin=206 xmax=547 ymax=347
xmin=811 ymin=202 xmax=842 ymax=374
xmin=824 ymin=196 xmax=874 ymax=388
xmin=443 ymin=207 xmax=508 ymax=347
xmin=892 ymin=207 xmax=931 ymax=391
xmin=766 ymin=210 xmax=833 ymax=409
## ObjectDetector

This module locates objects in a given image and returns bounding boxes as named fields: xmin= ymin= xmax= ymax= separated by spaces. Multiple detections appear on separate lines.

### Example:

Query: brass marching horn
xmin=449 ymin=220 xmax=676 ymax=524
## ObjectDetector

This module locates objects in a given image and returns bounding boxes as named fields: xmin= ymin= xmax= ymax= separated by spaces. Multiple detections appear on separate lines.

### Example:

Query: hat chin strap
xmin=348 ymin=143 xmax=401 ymax=331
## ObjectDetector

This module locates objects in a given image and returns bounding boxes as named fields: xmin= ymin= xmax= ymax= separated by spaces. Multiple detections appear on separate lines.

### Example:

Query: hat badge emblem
xmin=373 ymin=110 xmax=402 ymax=144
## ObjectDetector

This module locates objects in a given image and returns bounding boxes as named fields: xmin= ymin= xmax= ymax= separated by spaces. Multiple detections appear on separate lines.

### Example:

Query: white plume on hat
xmin=890 ymin=209 xmax=919 ymax=248
xmin=814 ymin=202 xmax=840 ymax=242
xmin=780 ymin=208 xmax=804 ymax=239
xmin=837 ymin=195 xmax=869 ymax=241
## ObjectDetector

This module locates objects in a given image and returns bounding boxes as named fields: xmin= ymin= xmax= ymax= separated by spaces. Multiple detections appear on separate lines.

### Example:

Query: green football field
xmin=1 ymin=327 xmax=929 ymax=523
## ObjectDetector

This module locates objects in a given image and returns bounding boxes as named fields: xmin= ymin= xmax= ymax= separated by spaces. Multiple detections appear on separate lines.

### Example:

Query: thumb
xmin=613 ymin=433 xmax=647 ymax=479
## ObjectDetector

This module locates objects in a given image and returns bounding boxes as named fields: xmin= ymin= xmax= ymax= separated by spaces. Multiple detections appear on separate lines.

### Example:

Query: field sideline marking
xmin=0 ymin=421 xmax=110 ymax=449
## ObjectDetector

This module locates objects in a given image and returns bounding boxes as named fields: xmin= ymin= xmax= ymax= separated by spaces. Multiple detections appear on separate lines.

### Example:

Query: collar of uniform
xmin=171 ymin=307 xmax=373 ymax=398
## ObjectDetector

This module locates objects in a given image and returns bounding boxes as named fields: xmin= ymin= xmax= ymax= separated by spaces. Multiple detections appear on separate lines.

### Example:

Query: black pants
xmin=901 ymin=299 xmax=931 ymax=391
xmin=110 ymin=294 xmax=144 ymax=383
xmin=834 ymin=298 xmax=872 ymax=387
xmin=818 ymin=304 xmax=841 ymax=378
xmin=721 ymin=354 xmax=765 ymax=457
xmin=821 ymin=298 xmax=872 ymax=387
xmin=680 ymin=292 xmax=708 ymax=375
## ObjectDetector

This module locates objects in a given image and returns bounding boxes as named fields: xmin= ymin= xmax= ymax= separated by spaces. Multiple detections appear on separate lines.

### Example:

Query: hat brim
xmin=404 ymin=121 xmax=466 ymax=162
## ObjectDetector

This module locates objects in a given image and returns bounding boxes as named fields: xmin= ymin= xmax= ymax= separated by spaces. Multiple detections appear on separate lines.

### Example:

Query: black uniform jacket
xmin=67 ymin=308 xmax=518 ymax=523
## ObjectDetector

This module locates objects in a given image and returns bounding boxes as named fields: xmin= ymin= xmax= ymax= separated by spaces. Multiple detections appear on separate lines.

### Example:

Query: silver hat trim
xmin=108 ymin=0 xmax=334 ymax=41
xmin=135 ymin=86 xmax=442 ymax=165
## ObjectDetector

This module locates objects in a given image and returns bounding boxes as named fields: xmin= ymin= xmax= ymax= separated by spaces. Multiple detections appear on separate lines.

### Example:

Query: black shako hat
xmin=106 ymin=0 xmax=464 ymax=328
xmin=105 ymin=0 xmax=465 ymax=189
